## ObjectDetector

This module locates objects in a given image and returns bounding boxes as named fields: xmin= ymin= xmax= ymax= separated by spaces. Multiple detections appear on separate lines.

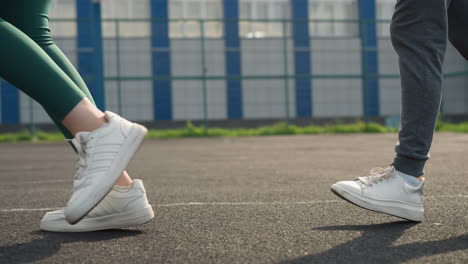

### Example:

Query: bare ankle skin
xmin=61 ymin=98 xmax=107 ymax=136
xmin=115 ymin=171 xmax=133 ymax=186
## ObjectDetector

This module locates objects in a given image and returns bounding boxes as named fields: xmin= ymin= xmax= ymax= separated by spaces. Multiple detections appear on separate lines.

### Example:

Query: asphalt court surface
xmin=0 ymin=133 xmax=467 ymax=263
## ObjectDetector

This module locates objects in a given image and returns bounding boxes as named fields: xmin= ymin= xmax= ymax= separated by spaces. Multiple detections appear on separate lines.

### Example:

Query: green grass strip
xmin=147 ymin=121 xmax=397 ymax=139
xmin=2 ymin=119 xmax=468 ymax=143
xmin=0 ymin=131 xmax=65 ymax=143
xmin=0 ymin=121 xmax=396 ymax=143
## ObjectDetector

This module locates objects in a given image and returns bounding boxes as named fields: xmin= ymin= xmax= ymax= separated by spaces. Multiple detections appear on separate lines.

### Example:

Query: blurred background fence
xmin=1 ymin=0 xmax=468 ymax=132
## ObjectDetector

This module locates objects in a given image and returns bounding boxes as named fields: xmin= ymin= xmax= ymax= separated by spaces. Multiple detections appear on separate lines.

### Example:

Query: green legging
xmin=0 ymin=0 xmax=96 ymax=139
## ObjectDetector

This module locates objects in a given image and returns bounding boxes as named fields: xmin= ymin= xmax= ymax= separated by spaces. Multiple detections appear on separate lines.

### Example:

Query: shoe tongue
xmin=356 ymin=166 xmax=394 ymax=185
xmin=76 ymin=131 xmax=91 ymax=141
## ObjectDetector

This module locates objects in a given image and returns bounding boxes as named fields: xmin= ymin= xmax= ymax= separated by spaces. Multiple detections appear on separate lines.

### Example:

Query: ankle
xmin=115 ymin=171 xmax=133 ymax=186
xmin=396 ymin=169 xmax=424 ymax=186
xmin=62 ymin=98 xmax=108 ymax=136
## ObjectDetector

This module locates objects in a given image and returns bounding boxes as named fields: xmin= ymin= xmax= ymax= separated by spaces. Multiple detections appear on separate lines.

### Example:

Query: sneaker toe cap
xmin=41 ymin=209 xmax=65 ymax=223
xmin=332 ymin=180 xmax=363 ymax=195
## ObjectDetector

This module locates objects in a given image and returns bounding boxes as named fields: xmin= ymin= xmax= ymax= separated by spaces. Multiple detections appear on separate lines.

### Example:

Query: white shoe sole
xmin=330 ymin=184 xmax=423 ymax=222
xmin=41 ymin=205 xmax=154 ymax=232
xmin=65 ymin=124 xmax=148 ymax=224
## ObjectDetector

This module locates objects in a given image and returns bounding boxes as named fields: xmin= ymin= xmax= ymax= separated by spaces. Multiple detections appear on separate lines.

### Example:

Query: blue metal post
xmin=76 ymin=0 xmax=105 ymax=110
xmin=91 ymin=1 xmax=105 ymax=110
xmin=358 ymin=0 xmax=380 ymax=117
xmin=292 ymin=0 xmax=312 ymax=118
xmin=0 ymin=81 xmax=19 ymax=123
xmin=223 ymin=0 xmax=243 ymax=119
xmin=151 ymin=0 xmax=172 ymax=120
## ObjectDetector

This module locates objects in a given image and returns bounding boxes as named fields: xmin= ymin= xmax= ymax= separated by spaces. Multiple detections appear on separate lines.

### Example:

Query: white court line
xmin=0 ymin=194 xmax=467 ymax=213
xmin=2 ymin=207 xmax=61 ymax=212
xmin=4 ymin=179 xmax=71 ymax=185
xmin=157 ymin=200 xmax=340 ymax=207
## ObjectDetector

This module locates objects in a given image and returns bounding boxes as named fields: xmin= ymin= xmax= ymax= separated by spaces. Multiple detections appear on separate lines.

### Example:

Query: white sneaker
xmin=64 ymin=111 xmax=147 ymax=224
xmin=330 ymin=166 xmax=425 ymax=222
xmin=41 ymin=180 xmax=154 ymax=232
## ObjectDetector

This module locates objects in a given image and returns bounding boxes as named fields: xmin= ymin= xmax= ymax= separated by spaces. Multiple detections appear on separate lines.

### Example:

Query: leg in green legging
xmin=0 ymin=2 xmax=134 ymax=187
xmin=0 ymin=0 xmax=95 ymax=139
xmin=0 ymin=17 xmax=86 ymax=123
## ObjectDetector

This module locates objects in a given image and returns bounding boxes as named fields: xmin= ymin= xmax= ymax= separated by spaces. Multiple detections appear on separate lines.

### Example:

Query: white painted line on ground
xmin=426 ymin=194 xmax=468 ymax=199
xmin=1 ymin=207 xmax=61 ymax=212
xmin=0 ymin=194 xmax=466 ymax=213
xmin=156 ymin=200 xmax=340 ymax=207
xmin=0 ymin=201 xmax=340 ymax=212
xmin=4 ymin=179 xmax=71 ymax=185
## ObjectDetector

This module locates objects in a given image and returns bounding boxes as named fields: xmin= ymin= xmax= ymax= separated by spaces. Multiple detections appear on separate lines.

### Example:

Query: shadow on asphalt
xmin=280 ymin=221 xmax=468 ymax=264
xmin=0 ymin=229 xmax=142 ymax=263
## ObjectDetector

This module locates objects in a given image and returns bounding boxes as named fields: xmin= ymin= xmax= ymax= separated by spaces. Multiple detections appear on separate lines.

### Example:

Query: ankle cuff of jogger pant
xmin=392 ymin=154 xmax=426 ymax=177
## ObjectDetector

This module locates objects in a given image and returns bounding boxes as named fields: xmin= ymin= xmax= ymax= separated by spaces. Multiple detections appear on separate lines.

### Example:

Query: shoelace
xmin=357 ymin=166 xmax=394 ymax=186
xmin=66 ymin=134 xmax=92 ymax=181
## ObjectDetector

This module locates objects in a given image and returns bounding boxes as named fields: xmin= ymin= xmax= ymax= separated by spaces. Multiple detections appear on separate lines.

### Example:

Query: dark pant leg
xmin=390 ymin=0 xmax=450 ymax=177
xmin=448 ymin=0 xmax=468 ymax=60
xmin=0 ymin=0 xmax=95 ymax=139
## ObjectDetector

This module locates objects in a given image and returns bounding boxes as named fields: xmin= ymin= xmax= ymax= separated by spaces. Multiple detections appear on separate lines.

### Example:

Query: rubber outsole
xmin=41 ymin=205 xmax=154 ymax=232
xmin=65 ymin=124 xmax=148 ymax=225
xmin=330 ymin=184 xmax=423 ymax=222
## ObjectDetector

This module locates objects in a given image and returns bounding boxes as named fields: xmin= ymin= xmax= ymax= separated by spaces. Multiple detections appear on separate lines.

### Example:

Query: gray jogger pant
xmin=391 ymin=0 xmax=468 ymax=177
